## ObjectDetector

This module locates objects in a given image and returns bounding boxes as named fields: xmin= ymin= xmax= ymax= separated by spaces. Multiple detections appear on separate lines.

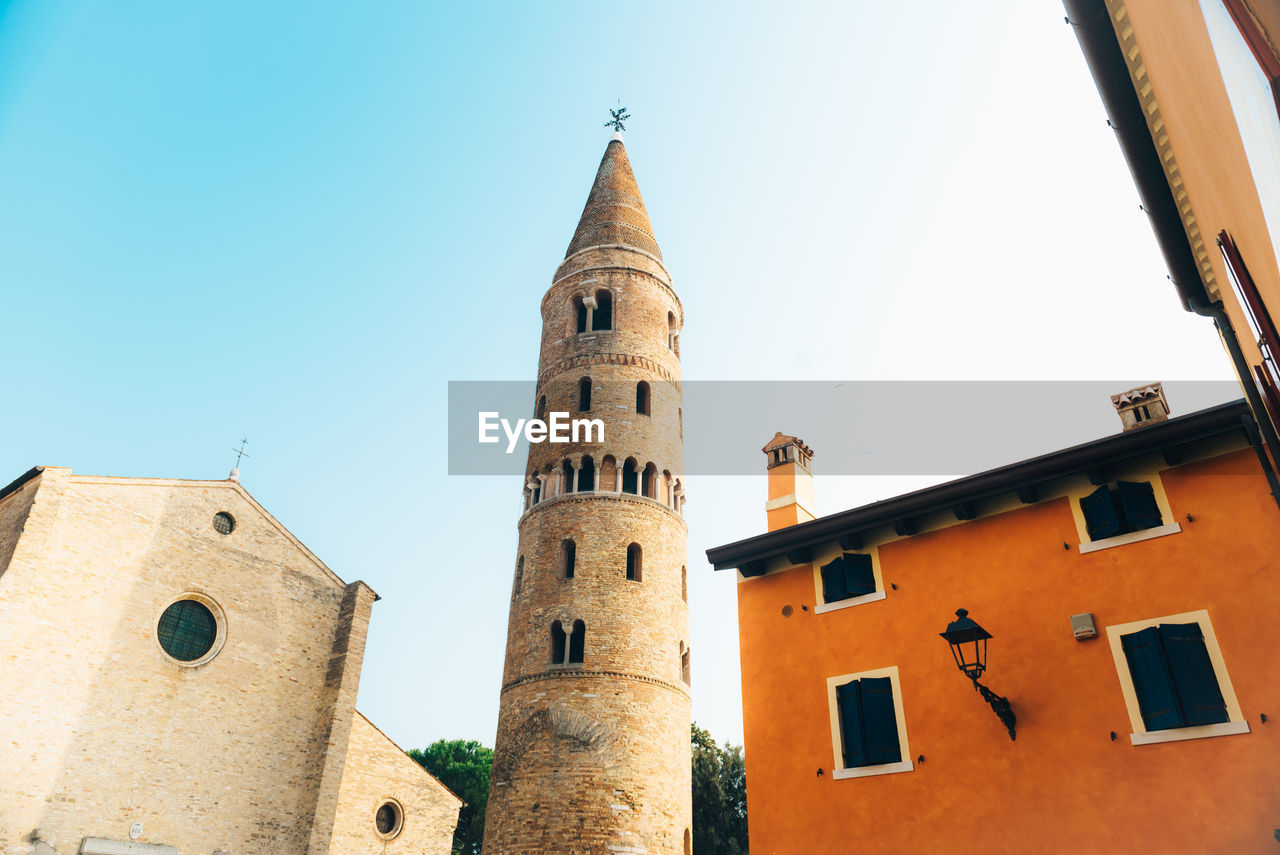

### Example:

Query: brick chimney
xmin=1111 ymin=383 xmax=1170 ymax=430
xmin=764 ymin=432 xmax=816 ymax=531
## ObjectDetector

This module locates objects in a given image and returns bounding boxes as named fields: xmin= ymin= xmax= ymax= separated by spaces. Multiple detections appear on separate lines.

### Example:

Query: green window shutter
xmin=1081 ymin=484 xmax=1122 ymax=540
xmin=1121 ymin=627 xmax=1185 ymax=731
xmin=1159 ymin=623 xmax=1229 ymax=726
xmin=821 ymin=558 xmax=847 ymax=604
xmin=860 ymin=677 xmax=902 ymax=765
xmin=1117 ymin=481 xmax=1163 ymax=531
xmin=842 ymin=553 xmax=876 ymax=597
xmin=836 ymin=679 xmax=866 ymax=767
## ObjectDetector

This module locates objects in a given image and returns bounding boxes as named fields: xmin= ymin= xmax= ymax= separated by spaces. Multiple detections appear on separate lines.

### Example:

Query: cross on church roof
xmin=604 ymin=105 xmax=630 ymax=133
xmin=232 ymin=438 xmax=250 ymax=468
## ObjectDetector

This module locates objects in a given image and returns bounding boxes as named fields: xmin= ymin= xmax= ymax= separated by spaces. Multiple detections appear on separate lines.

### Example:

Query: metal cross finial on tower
xmin=232 ymin=438 xmax=250 ymax=468
xmin=604 ymin=104 xmax=630 ymax=133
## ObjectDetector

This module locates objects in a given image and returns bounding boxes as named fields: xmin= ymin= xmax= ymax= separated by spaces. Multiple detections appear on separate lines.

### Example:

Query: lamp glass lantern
xmin=939 ymin=608 xmax=991 ymax=681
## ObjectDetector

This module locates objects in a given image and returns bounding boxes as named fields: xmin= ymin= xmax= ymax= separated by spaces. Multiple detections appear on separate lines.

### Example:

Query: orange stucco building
xmin=1067 ymin=0 xmax=1280 ymax=482
xmin=708 ymin=401 xmax=1280 ymax=853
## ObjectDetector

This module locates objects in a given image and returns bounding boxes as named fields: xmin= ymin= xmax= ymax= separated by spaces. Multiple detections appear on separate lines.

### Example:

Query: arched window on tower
xmin=636 ymin=381 xmax=650 ymax=416
xmin=626 ymin=543 xmax=642 ymax=581
xmin=622 ymin=458 xmax=639 ymax=494
xmin=681 ymin=565 xmax=687 ymax=602
xmin=574 ymin=296 xmax=588 ymax=334
xmin=561 ymin=459 xmax=575 ymax=494
xmin=569 ymin=620 xmax=585 ymax=664
xmin=562 ymin=539 xmax=576 ymax=579
xmin=578 ymin=456 xmax=596 ymax=493
xmin=681 ymin=644 xmax=691 ymax=685
xmin=642 ymin=463 xmax=657 ymax=499
xmin=514 ymin=556 xmax=524 ymax=596
xmin=551 ymin=621 xmax=566 ymax=664
xmin=593 ymin=290 xmax=612 ymax=330
xmin=579 ymin=377 xmax=592 ymax=411
xmin=668 ymin=311 xmax=680 ymax=355
xmin=600 ymin=455 xmax=618 ymax=491
xmin=536 ymin=395 xmax=547 ymax=421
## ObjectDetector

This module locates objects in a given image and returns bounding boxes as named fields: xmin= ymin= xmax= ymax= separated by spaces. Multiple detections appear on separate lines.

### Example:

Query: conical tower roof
xmin=564 ymin=134 xmax=662 ymax=260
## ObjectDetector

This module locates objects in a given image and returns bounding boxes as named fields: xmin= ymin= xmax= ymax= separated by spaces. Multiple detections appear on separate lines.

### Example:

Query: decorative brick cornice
xmin=499 ymin=667 xmax=692 ymax=702
xmin=537 ymin=351 xmax=681 ymax=388
xmin=546 ymin=256 xmax=683 ymax=320
xmin=518 ymin=490 xmax=687 ymax=529
xmin=553 ymin=244 xmax=673 ymax=287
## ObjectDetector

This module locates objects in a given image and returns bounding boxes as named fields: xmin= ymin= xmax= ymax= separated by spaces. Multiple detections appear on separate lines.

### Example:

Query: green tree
xmin=407 ymin=739 xmax=493 ymax=855
xmin=691 ymin=722 xmax=748 ymax=854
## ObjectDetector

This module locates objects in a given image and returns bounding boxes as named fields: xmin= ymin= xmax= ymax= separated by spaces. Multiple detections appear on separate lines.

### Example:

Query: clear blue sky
xmin=0 ymin=0 xmax=1237 ymax=750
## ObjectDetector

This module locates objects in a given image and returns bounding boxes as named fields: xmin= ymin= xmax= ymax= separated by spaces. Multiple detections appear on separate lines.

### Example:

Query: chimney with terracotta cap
xmin=764 ymin=432 xmax=816 ymax=531
xmin=1111 ymin=383 xmax=1170 ymax=431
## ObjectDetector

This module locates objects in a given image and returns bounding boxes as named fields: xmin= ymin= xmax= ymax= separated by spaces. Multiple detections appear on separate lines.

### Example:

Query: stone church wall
xmin=0 ymin=469 xmax=377 ymax=854
xmin=328 ymin=712 xmax=462 ymax=854
xmin=0 ymin=469 xmax=41 ymax=579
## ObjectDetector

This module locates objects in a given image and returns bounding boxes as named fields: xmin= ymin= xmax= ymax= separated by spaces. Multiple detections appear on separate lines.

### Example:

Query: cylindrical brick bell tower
xmin=483 ymin=132 xmax=691 ymax=854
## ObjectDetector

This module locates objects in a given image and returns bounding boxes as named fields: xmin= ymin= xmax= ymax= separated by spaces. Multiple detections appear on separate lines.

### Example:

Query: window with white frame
xmin=1080 ymin=481 xmax=1162 ymax=540
xmin=826 ymin=666 xmax=913 ymax=779
xmin=1106 ymin=610 xmax=1249 ymax=746
xmin=1072 ymin=475 xmax=1181 ymax=553
xmin=814 ymin=549 xmax=886 ymax=614
xmin=821 ymin=553 xmax=875 ymax=603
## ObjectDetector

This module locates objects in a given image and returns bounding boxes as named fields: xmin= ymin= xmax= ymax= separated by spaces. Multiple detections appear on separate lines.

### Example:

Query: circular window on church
xmin=375 ymin=799 xmax=404 ymax=839
xmin=155 ymin=594 xmax=226 ymax=666
xmin=212 ymin=512 xmax=235 ymax=535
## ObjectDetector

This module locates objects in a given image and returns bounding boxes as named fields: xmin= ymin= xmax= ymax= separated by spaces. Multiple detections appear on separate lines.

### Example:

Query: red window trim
xmin=1219 ymin=230 xmax=1280 ymax=355
xmin=1221 ymin=0 xmax=1280 ymax=116
xmin=1253 ymin=363 xmax=1280 ymax=437
xmin=1219 ymin=229 xmax=1280 ymax=429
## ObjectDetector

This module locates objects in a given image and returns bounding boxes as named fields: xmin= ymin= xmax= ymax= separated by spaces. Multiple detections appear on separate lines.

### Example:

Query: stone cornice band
xmin=500 ymin=667 xmax=693 ymax=702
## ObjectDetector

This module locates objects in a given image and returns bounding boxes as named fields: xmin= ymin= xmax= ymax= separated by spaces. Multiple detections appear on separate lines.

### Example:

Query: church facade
xmin=0 ymin=465 xmax=461 ymax=855
xmin=482 ymin=133 xmax=693 ymax=853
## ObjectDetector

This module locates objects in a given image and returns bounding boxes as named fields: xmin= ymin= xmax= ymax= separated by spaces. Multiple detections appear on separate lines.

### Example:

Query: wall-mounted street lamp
xmin=940 ymin=608 xmax=1017 ymax=741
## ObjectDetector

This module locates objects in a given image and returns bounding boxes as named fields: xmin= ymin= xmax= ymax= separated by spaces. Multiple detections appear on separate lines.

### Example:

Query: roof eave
xmin=707 ymin=399 xmax=1250 ymax=571
xmin=1063 ymin=0 xmax=1214 ymax=312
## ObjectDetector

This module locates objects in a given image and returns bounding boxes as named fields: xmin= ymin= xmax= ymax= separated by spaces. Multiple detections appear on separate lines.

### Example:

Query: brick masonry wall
xmin=527 ymin=250 xmax=685 ymax=510
xmin=485 ymin=677 xmax=690 ymax=855
xmin=527 ymin=367 xmax=684 ymax=495
xmin=0 ymin=469 xmax=433 ymax=855
xmin=0 ymin=472 xmax=39 ymax=578
xmin=539 ymin=252 xmax=682 ymax=388
xmin=307 ymin=580 xmax=378 ymax=853
xmin=485 ymin=229 xmax=692 ymax=852
xmin=329 ymin=712 xmax=462 ymax=855
xmin=505 ymin=496 xmax=688 ymax=682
